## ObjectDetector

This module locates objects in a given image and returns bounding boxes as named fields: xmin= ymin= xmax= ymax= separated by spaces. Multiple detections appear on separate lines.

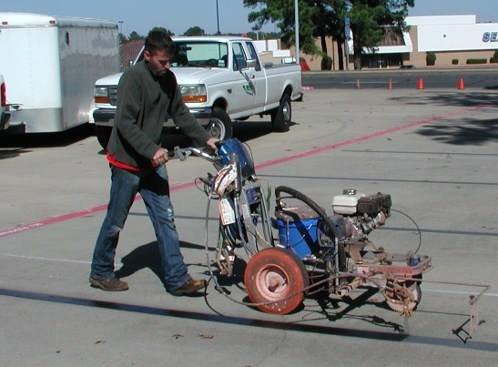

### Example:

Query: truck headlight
xmin=180 ymin=84 xmax=207 ymax=103
xmin=94 ymin=87 xmax=110 ymax=104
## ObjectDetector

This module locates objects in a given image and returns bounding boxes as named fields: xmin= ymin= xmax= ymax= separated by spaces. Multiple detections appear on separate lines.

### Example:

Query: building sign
xmin=482 ymin=32 xmax=498 ymax=42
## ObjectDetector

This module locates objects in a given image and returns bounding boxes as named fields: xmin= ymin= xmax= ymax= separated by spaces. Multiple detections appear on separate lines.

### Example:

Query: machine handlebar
xmin=173 ymin=146 xmax=218 ymax=162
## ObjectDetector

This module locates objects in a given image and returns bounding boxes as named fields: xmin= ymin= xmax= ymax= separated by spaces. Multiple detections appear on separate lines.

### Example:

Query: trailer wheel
xmin=206 ymin=107 xmax=233 ymax=140
xmin=271 ymin=92 xmax=291 ymax=132
xmin=95 ymin=125 xmax=111 ymax=150
xmin=244 ymin=247 xmax=308 ymax=315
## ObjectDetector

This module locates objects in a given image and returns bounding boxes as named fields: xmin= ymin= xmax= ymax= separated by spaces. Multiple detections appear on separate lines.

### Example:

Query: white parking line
xmin=2 ymin=253 xmax=496 ymax=298
xmin=423 ymin=288 xmax=498 ymax=298
xmin=4 ymin=253 xmax=91 ymax=264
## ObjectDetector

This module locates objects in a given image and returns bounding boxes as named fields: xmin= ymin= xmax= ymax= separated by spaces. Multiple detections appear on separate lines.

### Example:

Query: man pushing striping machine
xmin=173 ymin=137 xmax=489 ymax=337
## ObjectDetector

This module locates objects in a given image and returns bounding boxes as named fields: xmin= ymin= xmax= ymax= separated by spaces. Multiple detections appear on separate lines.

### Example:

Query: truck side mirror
xmin=246 ymin=59 xmax=257 ymax=69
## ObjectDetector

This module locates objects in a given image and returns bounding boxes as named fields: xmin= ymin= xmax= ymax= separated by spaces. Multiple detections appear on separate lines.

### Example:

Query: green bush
xmin=466 ymin=59 xmax=487 ymax=64
xmin=452 ymin=59 xmax=459 ymax=65
xmin=426 ymin=52 xmax=436 ymax=66
xmin=490 ymin=50 xmax=498 ymax=63
xmin=321 ymin=55 xmax=332 ymax=70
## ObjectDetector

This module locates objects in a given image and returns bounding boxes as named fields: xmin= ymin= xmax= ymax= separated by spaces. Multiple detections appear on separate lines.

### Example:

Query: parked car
xmin=92 ymin=36 xmax=303 ymax=147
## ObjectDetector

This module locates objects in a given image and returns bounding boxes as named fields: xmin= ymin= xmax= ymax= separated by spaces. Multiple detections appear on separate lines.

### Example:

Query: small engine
xmin=331 ymin=189 xmax=392 ymax=241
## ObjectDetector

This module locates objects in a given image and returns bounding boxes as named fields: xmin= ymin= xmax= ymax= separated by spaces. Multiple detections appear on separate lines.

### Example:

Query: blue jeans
xmin=90 ymin=165 xmax=189 ymax=291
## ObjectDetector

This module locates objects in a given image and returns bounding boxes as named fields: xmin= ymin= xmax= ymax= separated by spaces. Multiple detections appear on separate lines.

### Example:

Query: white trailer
xmin=0 ymin=12 xmax=119 ymax=133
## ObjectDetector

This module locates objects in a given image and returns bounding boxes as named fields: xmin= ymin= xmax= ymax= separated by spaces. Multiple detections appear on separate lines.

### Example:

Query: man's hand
xmin=206 ymin=137 xmax=219 ymax=151
xmin=151 ymin=148 xmax=169 ymax=167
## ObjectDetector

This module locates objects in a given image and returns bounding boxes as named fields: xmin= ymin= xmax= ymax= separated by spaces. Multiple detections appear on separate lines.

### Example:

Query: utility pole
xmin=344 ymin=17 xmax=350 ymax=70
xmin=294 ymin=0 xmax=300 ymax=64
xmin=344 ymin=1 xmax=352 ymax=71
xmin=216 ymin=0 xmax=221 ymax=35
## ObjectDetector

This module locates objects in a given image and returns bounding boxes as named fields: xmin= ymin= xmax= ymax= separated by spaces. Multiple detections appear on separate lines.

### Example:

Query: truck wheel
xmin=206 ymin=107 xmax=233 ymax=140
xmin=271 ymin=93 xmax=291 ymax=132
xmin=95 ymin=125 xmax=111 ymax=150
xmin=244 ymin=247 xmax=308 ymax=315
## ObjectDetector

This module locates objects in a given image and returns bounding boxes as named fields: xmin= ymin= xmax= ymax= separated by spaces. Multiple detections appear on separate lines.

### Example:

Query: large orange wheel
xmin=244 ymin=248 xmax=309 ymax=315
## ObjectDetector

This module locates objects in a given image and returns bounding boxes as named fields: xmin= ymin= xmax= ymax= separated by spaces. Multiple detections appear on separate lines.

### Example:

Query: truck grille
xmin=108 ymin=87 xmax=118 ymax=106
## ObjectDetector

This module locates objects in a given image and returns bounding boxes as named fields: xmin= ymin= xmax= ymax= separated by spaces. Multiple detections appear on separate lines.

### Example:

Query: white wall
xmin=253 ymin=39 xmax=279 ymax=53
xmin=407 ymin=15 xmax=498 ymax=52
xmin=416 ymin=23 xmax=498 ymax=52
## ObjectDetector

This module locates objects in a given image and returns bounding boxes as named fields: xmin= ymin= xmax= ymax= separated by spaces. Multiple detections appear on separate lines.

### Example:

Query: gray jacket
xmin=107 ymin=61 xmax=210 ymax=168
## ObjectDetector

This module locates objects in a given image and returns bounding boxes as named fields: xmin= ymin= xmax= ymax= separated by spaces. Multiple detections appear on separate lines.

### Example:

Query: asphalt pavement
xmin=1 ymin=86 xmax=497 ymax=366
xmin=303 ymin=68 xmax=498 ymax=89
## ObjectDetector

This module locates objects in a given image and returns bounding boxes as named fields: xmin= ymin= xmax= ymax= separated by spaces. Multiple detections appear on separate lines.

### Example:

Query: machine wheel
xmin=384 ymin=278 xmax=422 ymax=314
xmin=244 ymin=248 xmax=309 ymax=315
xmin=206 ymin=107 xmax=233 ymax=140
xmin=271 ymin=92 xmax=291 ymax=132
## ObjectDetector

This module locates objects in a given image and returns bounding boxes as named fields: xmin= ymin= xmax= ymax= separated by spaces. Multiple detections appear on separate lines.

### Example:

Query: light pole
xmin=216 ymin=0 xmax=221 ymax=35
xmin=294 ymin=0 xmax=300 ymax=64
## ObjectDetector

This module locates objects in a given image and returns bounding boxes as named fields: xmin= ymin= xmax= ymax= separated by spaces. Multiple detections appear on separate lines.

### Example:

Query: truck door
xmin=243 ymin=41 xmax=266 ymax=111
xmin=230 ymin=42 xmax=255 ymax=115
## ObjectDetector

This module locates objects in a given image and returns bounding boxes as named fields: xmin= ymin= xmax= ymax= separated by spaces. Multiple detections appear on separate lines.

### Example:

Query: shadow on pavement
xmin=390 ymin=91 xmax=498 ymax=107
xmin=0 ymin=123 xmax=94 ymax=149
xmin=0 ymin=118 xmax=278 ymax=159
xmin=2 ymin=286 xmax=497 ymax=350
xmin=162 ymin=118 xmax=286 ymax=150
xmin=0 ymin=147 xmax=30 ymax=160
xmin=417 ymin=117 xmax=498 ymax=145
xmin=114 ymin=240 xmax=216 ymax=281
xmin=387 ymin=91 xmax=498 ymax=146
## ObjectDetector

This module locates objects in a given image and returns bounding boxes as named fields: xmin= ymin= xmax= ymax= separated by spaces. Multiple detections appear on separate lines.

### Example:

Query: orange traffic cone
xmin=416 ymin=77 xmax=425 ymax=90
xmin=388 ymin=79 xmax=393 ymax=90
xmin=457 ymin=77 xmax=465 ymax=90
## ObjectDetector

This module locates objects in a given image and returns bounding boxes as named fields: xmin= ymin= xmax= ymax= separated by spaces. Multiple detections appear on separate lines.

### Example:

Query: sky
xmin=1 ymin=0 xmax=498 ymax=36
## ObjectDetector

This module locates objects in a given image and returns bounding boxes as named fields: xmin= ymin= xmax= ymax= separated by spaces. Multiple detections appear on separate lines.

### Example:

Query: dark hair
xmin=145 ymin=29 xmax=176 ymax=55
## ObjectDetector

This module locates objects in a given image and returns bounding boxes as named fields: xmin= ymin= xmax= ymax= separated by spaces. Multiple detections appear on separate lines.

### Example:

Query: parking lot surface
xmin=1 ymin=88 xmax=497 ymax=366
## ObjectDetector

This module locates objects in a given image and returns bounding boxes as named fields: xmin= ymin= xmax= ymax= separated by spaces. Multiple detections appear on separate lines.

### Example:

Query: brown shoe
xmin=89 ymin=276 xmax=129 ymax=291
xmin=170 ymin=278 xmax=206 ymax=296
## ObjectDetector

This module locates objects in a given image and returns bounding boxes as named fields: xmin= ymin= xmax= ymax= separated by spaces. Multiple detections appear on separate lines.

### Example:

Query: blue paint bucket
xmin=276 ymin=217 xmax=319 ymax=259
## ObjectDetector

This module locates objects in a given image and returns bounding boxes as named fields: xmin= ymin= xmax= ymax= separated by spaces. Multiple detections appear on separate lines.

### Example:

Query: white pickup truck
xmin=92 ymin=36 xmax=302 ymax=147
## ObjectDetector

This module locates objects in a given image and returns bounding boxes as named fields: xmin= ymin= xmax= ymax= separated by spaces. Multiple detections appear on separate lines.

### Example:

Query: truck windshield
xmin=172 ymin=41 xmax=229 ymax=68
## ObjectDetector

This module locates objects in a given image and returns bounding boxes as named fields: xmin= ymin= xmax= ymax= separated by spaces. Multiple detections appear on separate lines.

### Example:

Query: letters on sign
xmin=482 ymin=32 xmax=498 ymax=42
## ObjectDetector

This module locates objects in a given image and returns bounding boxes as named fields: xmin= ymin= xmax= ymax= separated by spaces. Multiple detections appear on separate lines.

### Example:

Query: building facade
xmin=300 ymin=15 xmax=498 ymax=71
xmin=404 ymin=15 xmax=498 ymax=68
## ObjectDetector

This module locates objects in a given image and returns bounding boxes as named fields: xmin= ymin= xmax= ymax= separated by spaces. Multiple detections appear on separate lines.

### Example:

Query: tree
xmin=243 ymin=1 xmax=414 ymax=70
xmin=183 ymin=26 xmax=206 ymax=36
xmin=118 ymin=33 xmax=128 ymax=44
xmin=349 ymin=0 xmax=414 ymax=69
xmin=151 ymin=27 xmax=175 ymax=36
xmin=128 ymin=31 xmax=144 ymax=41
xmin=244 ymin=0 xmax=320 ymax=55
xmin=312 ymin=0 xmax=348 ymax=70
xmin=243 ymin=1 xmax=350 ymax=70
